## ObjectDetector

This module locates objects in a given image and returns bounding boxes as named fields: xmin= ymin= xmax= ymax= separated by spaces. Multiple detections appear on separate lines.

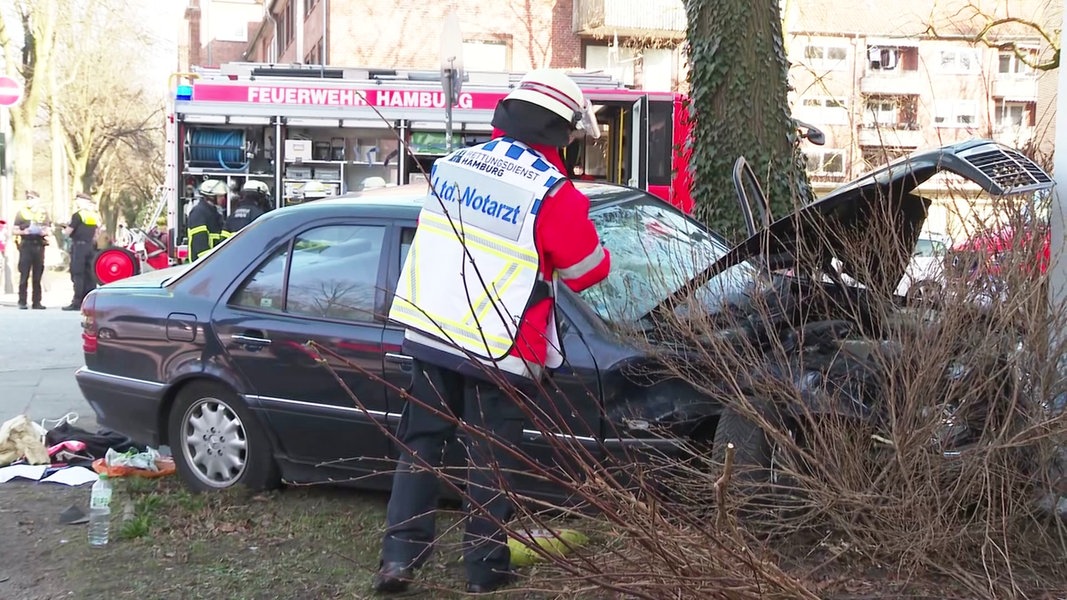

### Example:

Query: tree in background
xmin=1 ymin=0 xmax=164 ymax=233
xmin=683 ymin=0 xmax=812 ymax=240
xmin=0 ymin=0 xmax=58 ymax=201
xmin=47 ymin=0 xmax=163 ymax=232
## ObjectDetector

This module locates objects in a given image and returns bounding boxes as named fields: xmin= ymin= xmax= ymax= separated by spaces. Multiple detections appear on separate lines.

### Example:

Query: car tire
xmin=712 ymin=405 xmax=799 ymax=520
xmin=907 ymin=279 xmax=941 ymax=306
xmin=168 ymin=381 xmax=280 ymax=492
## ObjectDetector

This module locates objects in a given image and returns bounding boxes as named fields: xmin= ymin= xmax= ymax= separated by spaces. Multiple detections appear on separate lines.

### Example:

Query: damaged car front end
xmin=589 ymin=140 xmax=1061 ymax=509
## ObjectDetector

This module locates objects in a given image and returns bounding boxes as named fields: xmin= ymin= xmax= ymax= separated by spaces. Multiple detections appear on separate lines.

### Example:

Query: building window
xmin=937 ymin=49 xmax=981 ymax=74
xmin=933 ymin=99 xmax=978 ymax=127
xmin=802 ymin=44 xmax=848 ymax=70
xmin=998 ymin=50 xmax=1037 ymax=75
xmin=864 ymin=97 xmax=898 ymax=126
xmin=866 ymin=45 xmax=919 ymax=72
xmin=305 ymin=0 xmax=318 ymax=17
xmin=305 ymin=37 xmax=324 ymax=64
xmin=584 ymin=43 xmax=681 ymax=91
xmin=463 ymin=39 xmax=511 ymax=71
xmin=994 ymin=100 xmax=1035 ymax=130
xmin=796 ymin=96 xmax=849 ymax=125
xmin=804 ymin=149 xmax=846 ymax=176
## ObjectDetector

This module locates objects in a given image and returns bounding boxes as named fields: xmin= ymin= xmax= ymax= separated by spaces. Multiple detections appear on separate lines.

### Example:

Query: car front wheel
xmin=168 ymin=381 xmax=280 ymax=492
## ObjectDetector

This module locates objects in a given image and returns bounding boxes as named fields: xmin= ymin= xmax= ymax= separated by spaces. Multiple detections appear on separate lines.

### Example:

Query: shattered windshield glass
xmin=580 ymin=198 xmax=757 ymax=323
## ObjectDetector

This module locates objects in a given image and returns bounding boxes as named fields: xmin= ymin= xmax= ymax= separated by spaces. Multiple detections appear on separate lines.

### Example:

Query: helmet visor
xmin=576 ymin=99 xmax=601 ymax=139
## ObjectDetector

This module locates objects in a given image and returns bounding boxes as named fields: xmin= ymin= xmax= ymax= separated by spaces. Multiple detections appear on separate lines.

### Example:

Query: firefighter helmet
xmin=242 ymin=180 xmax=270 ymax=195
xmin=505 ymin=70 xmax=601 ymax=139
xmin=198 ymin=179 xmax=228 ymax=197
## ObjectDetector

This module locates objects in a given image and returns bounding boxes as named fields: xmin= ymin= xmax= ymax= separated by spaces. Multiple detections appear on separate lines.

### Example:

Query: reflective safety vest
xmin=76 ymin=209 xmax=100 ymax=226
xmin=389 ymin=137 xmax=566 ymax=378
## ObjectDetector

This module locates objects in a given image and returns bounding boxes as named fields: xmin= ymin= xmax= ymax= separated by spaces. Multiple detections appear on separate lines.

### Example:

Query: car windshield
xmin=580 ymin=197 xmax=757 ymax=323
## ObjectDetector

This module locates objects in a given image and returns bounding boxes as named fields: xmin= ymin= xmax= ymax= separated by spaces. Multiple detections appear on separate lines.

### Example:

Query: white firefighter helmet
xmin=505 ymin=69 xmax=601 ymax=139
xmin=199 ymin=179 xmax=228 ymax=198
xmin=291 ymin=180 xmax=328 ymax=204
xmin=242 ymin=180 xmax=270 ymax=195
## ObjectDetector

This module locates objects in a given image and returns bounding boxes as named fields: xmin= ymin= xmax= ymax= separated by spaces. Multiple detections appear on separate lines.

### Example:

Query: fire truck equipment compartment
xmin=186 ymin=128 xmax=248 ymax=171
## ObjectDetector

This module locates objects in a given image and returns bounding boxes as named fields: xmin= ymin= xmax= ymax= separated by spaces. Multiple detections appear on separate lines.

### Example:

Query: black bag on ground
xmin=45 ymin=422 xmax=144 ymax=460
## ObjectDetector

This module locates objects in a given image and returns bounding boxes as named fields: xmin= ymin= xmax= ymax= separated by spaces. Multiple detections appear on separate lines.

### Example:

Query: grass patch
xmin=55 ymin=477 xmax=592 ymax=599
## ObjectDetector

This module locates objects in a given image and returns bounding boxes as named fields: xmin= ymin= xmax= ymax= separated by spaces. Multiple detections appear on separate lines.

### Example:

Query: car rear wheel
xmin=168 ymin=382 xmax=280 ymax=492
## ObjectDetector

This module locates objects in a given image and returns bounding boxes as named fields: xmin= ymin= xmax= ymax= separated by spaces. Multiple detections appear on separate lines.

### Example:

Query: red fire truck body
xmin=97 ymin=63 xmax=694 ymax=283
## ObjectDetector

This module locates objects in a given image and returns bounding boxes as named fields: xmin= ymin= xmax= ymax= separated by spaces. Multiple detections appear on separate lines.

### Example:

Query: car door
xmin=212 ymin=219 xmax=392 ymax=474
xmin=380 ymin=222 xmax=605 ymax=498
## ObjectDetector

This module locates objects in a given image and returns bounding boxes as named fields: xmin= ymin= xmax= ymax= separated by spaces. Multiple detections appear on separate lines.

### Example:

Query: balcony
xmin=857 ymin=124 xmax=924 ymax=148
xmin=991 ymin=75 xmax=1038 ymax=101
xmin=859 ymin=71 xmax=924 ymax=96
xmin=573 ymin=0 xmax=687 ymax=39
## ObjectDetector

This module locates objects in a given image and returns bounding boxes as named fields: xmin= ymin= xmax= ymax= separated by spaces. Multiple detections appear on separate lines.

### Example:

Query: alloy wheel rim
xmin=181 ymin=397 xmax=248 ymax=487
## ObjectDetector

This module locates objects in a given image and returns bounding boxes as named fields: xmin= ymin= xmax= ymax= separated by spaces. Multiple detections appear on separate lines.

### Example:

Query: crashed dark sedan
xmin=75 ymin=139 xmax=1053 ymax=497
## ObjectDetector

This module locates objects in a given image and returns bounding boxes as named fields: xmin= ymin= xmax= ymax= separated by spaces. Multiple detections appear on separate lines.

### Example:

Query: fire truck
xmin=93 ymin=62 xmax=693 ymax=283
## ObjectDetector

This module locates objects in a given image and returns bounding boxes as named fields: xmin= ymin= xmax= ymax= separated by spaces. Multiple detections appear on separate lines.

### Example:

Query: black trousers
xmin=69 ymin=241 xmax=96 ymax=306
xmin=17 ymin=243 xmax=45 ymax=306
xmin=380 ymin=360 xmax=527 ymax=586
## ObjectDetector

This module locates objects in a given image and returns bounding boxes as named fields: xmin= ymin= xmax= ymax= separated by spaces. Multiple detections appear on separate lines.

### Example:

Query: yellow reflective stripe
xmin=421 ymin=211 xmax=537 ymax=263
xmin=460 ymin=262 xmax=524 ymax=325
xmin=188 ymin=225 xmax=209 ymax=235
xmin=420 ymin=220 xmax=538 ymax=269
xmin=391 ymin=298 xmax=512 ymax=354
xmin=220 ymin=230 xmax=233 ymax=239
xmin=406 ymin=244 xmax=419 ymax=304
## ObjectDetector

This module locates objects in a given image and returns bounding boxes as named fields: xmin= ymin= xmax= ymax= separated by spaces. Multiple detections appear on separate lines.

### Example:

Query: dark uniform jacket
xmin=187 ymin=199 xmax=223 ymax=262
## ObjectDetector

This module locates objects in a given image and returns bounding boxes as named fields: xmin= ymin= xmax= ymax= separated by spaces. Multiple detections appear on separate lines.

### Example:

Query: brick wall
xmin=252 ymin=0 xmax=583 ymax=71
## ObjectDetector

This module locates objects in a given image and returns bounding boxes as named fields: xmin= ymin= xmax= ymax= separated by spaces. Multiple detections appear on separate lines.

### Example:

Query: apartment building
xmin=180 ymin=0 xmax=266 ymax=71
xmin=784 ymin=0 xmax=1056 ymax=195
xmin=220 ymin=0 xmax=687 ymax=91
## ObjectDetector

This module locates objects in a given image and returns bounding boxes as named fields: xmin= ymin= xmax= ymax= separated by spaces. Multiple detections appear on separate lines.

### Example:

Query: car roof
xmin=266 ymin=181 xmax=647 ymax=221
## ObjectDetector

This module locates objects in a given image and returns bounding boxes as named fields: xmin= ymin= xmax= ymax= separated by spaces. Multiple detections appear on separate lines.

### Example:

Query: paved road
xmin=0 ymin=280 xmax=96 ymax=431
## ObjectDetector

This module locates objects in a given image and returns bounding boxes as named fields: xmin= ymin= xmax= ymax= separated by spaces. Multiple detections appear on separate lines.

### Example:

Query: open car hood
xmin=707 ymin=139 xmax=1054 ymax=296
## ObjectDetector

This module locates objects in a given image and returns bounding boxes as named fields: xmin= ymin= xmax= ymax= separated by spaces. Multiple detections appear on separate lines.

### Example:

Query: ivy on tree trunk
xmin=684 ymin=0 xmax=813 ymax=241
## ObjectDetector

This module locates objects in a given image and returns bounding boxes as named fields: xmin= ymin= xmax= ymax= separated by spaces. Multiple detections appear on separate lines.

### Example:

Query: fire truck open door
xmin=628 ymin=95 xmax=649 ymax=189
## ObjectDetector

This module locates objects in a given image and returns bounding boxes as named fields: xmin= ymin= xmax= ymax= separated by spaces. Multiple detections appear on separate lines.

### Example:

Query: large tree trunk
xmin=684 ymin=0 xmax=812 ymax=240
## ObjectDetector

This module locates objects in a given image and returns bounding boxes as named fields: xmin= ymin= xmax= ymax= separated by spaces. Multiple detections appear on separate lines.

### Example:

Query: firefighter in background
xmin=12 ymin=191 xmax=52 ymax=310
xmin=373 ymin=69 xmax=611 ymax=595
xmin=62 ymin=192 xmax=100 ymax=311
xmin=187 ymin=179 xmax=226 ymax=262
xmin=288 ymin=180 xmax=328 ymax=205
xmin=222 ymin=180 xmax=269 ymax=238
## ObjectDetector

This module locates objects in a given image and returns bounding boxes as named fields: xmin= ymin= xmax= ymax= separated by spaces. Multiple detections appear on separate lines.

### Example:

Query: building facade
xmin=180 ymin=0 xmax=688 ymax=92
xmin=785 ymin=0 xmax=1056 ymax=192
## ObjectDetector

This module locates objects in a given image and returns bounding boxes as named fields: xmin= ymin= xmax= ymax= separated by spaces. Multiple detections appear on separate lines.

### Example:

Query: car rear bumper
xmin=75 ymin=366 xmax=166 ymax=447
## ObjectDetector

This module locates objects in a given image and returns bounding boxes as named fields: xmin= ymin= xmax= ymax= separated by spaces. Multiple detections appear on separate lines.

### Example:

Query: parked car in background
xmin=895 ymin=232 xmax=952 ymax=300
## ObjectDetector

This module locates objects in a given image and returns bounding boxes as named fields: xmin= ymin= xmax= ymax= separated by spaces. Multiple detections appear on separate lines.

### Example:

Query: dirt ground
xmin=0 ymin=477 xmax=587 ymax=600
xmin=3 ymin=475 xmax=1066 ymax=600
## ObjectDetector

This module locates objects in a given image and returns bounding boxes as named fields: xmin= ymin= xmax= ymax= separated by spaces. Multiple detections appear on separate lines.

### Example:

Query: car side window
xmin=399 ymin=227 xmax=416 ymax=269
xmin=285 ymin=225 xmax=386 ymax=322
xmin=232 ymin=245 xmax=289 ymax=311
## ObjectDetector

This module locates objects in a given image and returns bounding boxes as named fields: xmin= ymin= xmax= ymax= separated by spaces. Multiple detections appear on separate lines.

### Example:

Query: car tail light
xmin=81 ymin=292 xmax=98 ymax=354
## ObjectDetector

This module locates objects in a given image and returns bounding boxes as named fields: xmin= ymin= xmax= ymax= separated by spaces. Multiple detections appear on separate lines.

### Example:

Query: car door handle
xmin=231 ymin=333 xmax=271 ymax=346
xmin=385 ymin=352 xmax=413 ymax=371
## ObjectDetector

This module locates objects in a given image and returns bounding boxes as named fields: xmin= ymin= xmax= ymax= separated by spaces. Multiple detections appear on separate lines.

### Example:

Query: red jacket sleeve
xmin=536 ymin=182 xmax=611 ymax=292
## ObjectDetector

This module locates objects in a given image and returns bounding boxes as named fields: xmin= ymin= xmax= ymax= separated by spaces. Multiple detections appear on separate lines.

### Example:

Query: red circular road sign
xmin=0 ymin=75 xmax=24 ymax=107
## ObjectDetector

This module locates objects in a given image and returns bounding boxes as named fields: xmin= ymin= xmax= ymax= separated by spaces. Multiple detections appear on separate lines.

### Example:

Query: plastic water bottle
xmin=88 ymin=474 xmax=112 ymax=547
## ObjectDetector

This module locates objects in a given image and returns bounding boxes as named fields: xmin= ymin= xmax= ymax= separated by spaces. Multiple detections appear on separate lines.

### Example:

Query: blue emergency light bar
xmin=176 ymin=84 xmax=193 ymax=101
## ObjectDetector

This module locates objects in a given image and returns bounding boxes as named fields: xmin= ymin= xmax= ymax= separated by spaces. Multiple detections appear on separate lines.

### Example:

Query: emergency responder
xmin=222 ymin=180 xmax=268 ymax=238
xmin=289 ymin=180 xmax=328 ymax=205
xmin=187 ymin=179 xmax=226 ymax=262
xmin=12 ymin=191 xmax=52 ymax=310
xmin=373 ymin=69 xmax=611 ymax=595
xmin=62 ymin=193 xmax=100 ymax=311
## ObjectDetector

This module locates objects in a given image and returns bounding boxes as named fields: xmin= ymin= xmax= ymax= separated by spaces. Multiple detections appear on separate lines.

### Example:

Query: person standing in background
xmin=13 ymin=191 xmax=52 ymax=310
xmin=63 ymin=193 xmax=100 ymax=311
